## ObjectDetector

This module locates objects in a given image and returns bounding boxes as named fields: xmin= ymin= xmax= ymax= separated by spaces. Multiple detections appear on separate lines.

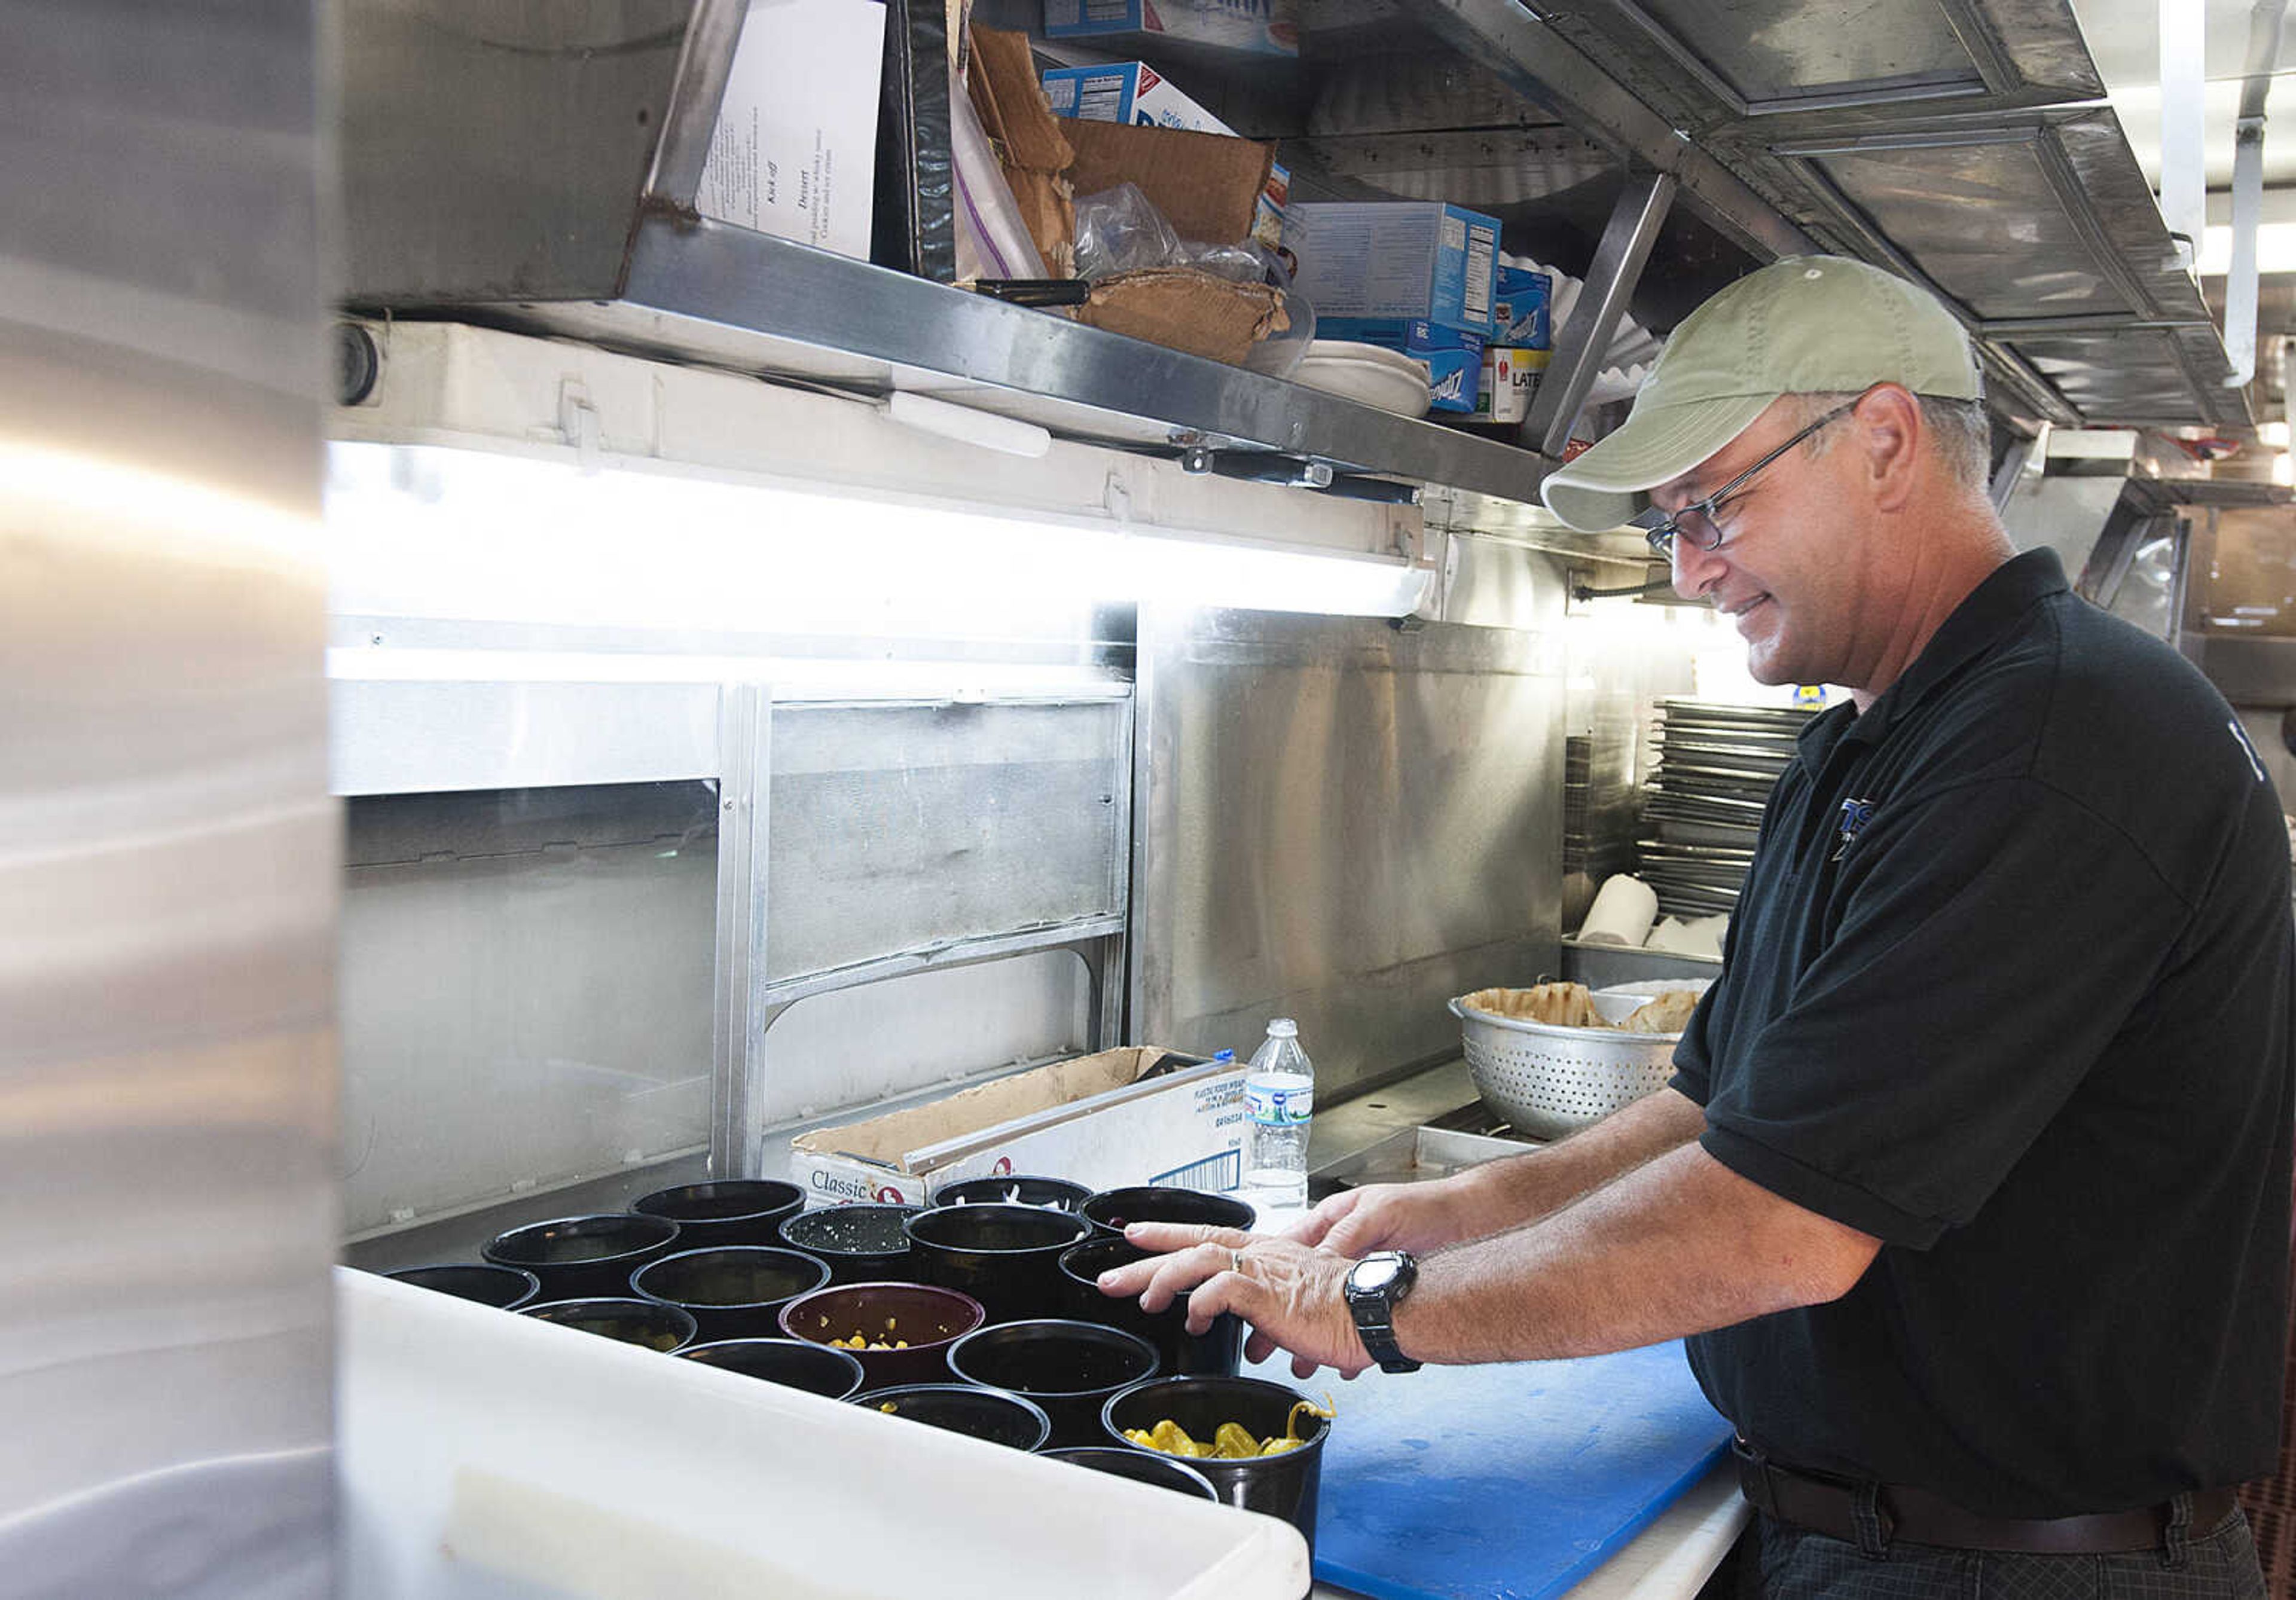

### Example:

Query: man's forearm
xmin=1392 ymin=1141 xmax=1880 ymax=1364
xmin=1440 ymin=1086 xmax=1706 ymax=1247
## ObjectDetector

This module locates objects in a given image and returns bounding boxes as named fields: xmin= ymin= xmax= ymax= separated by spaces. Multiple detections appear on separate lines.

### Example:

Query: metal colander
xmin=1448 ymin=981 xmax=1709 ymax=1139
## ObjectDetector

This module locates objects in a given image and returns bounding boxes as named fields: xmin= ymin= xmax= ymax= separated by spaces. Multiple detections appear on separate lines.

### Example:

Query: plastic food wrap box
xmin=788 ymin=1046 xmax=1247 ymax=1205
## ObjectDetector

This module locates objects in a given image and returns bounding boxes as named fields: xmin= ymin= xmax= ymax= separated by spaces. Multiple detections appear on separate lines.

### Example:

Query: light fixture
xmin=323 ymin=442 xmax=1428 ymax=640
xmin=2197 ymin=222 xmax=2296 ymax=276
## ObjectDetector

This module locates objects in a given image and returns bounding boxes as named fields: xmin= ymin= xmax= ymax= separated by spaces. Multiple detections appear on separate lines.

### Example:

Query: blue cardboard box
xmin=1318 ymin=318 xmax=1486 ymax=414
xmin=1494 ymin=264 xmax=1553 ymax=349
xmin=1282 ymin=201 xmax=1501 ymax=340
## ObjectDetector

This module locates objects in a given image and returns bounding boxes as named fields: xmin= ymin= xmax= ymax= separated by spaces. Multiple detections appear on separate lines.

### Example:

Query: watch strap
xmin=1347 ymin=1250 xmax=1422 ymax=1374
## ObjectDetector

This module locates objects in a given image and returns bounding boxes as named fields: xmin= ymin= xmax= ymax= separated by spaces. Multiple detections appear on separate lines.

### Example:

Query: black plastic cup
xmin=946 ymin=1320 xmax=1161 ymax=1448
xmin=1081 ymin=1186 xmax=1258 ymax=1239
xmin=776 ymin=1281 xmax=986 ymax=1389
xmin=1045 ymin=1446 xmax=1219 ymax=1501
xmin=855 ymin=1384 xmax=1052 ymax=1451
xmin=632 ymin=1180 xmax=805 ymax=1248
xmin=777 ymin=1204 xmax=926 ymax=1286
xmin=904 ymin=1204 xmax=1092 ymax=1324
xmin=1058 ymin=1235 xmax=1244 ymax=1378
xmin=630 ymin=1246 xmax=831 ymax=1341
xmin=481 ymin=1213 xmax=681 ymax=1302
xmin=521 ymin=1297 xmax=697 ymax=1352
xmin=678 ymin=1338 xmax=866 ymax=1400
xmin=933 ymin=1175 xmax=1093 ymax=1212
xmin=1103 ymin=1375 xmax=1331 ymax=1552
xmin=384 ymin=1263 xmax=541 ymax=1311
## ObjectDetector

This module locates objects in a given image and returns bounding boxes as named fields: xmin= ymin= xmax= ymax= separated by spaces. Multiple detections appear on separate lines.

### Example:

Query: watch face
xmin=1352 ymin=1255 xmax=1403 ymax=1295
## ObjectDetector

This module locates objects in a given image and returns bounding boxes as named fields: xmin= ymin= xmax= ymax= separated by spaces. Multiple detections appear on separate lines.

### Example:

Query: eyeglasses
xmin=1632 ymin=396 xmax=1866 ymax=559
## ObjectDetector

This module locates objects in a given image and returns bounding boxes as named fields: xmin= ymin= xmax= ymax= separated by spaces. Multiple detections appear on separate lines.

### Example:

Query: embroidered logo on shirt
xmin=1833 ymin=797 xmax=1877 ymax=861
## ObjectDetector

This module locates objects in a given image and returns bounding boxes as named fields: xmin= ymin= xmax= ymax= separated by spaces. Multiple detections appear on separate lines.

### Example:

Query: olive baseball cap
xmin=1538 ymin=255 xmax=1982 ymax=532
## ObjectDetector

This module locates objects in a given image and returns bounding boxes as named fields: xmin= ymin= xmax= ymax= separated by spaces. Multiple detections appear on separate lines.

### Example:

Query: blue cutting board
xmin=1273 ymin=1341 xmax=1733 ymax=1600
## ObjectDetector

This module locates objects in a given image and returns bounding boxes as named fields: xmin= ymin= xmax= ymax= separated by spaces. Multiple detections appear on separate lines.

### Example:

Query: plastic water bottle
xmin=1241 ymin=1019 xmax=1314 ymax=1214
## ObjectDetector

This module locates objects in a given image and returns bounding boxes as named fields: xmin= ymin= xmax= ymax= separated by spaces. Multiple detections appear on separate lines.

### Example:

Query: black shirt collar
xmin=1797 ymin=548 xmax=2069 ymax=759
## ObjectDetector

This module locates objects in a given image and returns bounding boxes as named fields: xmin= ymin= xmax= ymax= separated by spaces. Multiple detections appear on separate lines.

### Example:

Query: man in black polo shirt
xmin=1103 ymin=256 xmax=2291 ymax=1597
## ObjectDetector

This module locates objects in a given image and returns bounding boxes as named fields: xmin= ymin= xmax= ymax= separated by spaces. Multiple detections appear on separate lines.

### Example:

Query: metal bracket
xmin=710 ymin=681 xmax=771 ymax=1177
xmin=557 ymin=380 xmax=603 ymax=471
xmin=1521 ymin=171 xmax=1678 ymax=459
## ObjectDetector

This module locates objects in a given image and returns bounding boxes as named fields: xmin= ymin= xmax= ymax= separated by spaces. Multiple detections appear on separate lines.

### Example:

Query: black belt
xmin=1733 ymin=1439 xmax=2239 ymax=1556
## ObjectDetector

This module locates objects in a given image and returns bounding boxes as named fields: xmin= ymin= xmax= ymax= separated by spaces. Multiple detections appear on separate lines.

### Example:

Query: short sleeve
xmin=1699 ymin=775 xmax=2193 ymax=1247
xmin=1669 ymin=987 xmax=1718 ymax=1104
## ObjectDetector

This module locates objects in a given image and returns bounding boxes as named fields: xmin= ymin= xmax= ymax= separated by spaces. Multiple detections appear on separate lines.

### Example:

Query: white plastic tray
xmin=338 ymin=1268 xmax=1308 ymax=1600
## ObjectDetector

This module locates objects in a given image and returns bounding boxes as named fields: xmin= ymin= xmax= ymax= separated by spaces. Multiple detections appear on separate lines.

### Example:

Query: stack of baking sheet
xmin=1563 ymin=734 xmax=1636 ymax=923
xmin=1637 ymin=699 xmax=1812 ymax=917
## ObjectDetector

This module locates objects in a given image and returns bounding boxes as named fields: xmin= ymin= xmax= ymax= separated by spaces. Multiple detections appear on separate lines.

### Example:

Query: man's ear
xmin=1855 ymin=384 xmax=1923 ymax=514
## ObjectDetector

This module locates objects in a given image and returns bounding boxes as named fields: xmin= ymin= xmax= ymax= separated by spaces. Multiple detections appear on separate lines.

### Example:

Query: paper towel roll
xmin=1577 ymin=874 xmax=1659 ymax=946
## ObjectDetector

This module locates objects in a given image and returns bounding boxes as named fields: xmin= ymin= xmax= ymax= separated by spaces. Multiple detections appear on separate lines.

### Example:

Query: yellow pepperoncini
xmin=1125 ymin=1395 xmax=1336 ymax=1460
xmin=1211 ymin=1422 xmax=1261 ymax=1459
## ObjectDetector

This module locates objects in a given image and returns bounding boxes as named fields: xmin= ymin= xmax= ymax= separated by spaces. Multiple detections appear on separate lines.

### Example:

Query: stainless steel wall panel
xmin=0 ymin=1 xmax=331 ymax=1592
xmin=329 ymin=677 xmax=723 ymax=796
xmin=1758 ymin=106 xmax=2246 ymax=428
xmin=765 ymin=698 xmax=1131 ymax=983
xmin=753 ymin=951 xmax=1094 ymax=1134
xmin=340 ymin=0 xmax=700 ymax=303
xmin=339 ymin=787 xmax=718 ymax=1238
xmin=1616 ymin=0 xmax=1986 ymax=112
xmin=2013 ymin=329 xmax=2230 ymax=423
xmin=1806 ymin=139 xmax=2128 ymax=318
xmin=1419 ymin=0 xmax=1818 ymax=262
xmin=1134 ymin=612 xmax=1564 ymax=1101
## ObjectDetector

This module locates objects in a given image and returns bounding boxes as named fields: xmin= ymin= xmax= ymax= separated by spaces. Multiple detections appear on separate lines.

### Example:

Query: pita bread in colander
xmin=1618 ymin=989 xmax=1700 ymax=1033
xmin=1461 ymin=982 xmax=1602 ymax=1028
xmin=1460 ymin=982 xmax=1702 ymax=1036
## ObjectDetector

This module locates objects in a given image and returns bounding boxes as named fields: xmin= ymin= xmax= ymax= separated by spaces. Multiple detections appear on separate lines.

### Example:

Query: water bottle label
xmin=1246 ymin=1083 xmax=1314 ymax=1124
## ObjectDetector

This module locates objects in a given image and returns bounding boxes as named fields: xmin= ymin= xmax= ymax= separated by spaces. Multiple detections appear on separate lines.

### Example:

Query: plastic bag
xmin=1177 ymin=240 xmax=1273 ymax=285
xmin=1073 ymin=183 xmax=1180 ymax=280
xmin=950 ymin=60 xmax=1046 ymax=281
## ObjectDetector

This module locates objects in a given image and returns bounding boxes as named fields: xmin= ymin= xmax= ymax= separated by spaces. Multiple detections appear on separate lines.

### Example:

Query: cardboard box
xmin=1474 ymin=346 xmax=1549 ymax=425
xmin=1063 ymin=117 xmax=1271 ymax=244
xmin=1080 ymin=267 xmax=1289 ymax=365
xmin=1494 ymin=263 xmax=1553 ymax=349
xmin=967 ymin=25 xmax=1079 ymax=275
xmin=1042 ymin=62 xmax=1289 ymax=249
xmin=972 ymin=26 xmax=1284 ymax=364
xmin=1322 ymin=319 xmax=1484 ymax=414
xmin=1043 ymin=0 xmax=1300 ymax=57
xmin=1042 ymin=61 xmax=1224 ymax=130
xmin=789 ymin=1046 xmax=1248 ymax=1206
xmin=694 ymin=0 xmax=888 ymax=260
xmin=1284 ymin=201 xmax=1501 ymax=338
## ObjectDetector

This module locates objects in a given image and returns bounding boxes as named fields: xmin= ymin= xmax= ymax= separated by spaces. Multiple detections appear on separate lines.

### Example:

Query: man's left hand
xmin=1094 ymin=1222 xmax=1372 ymax=1380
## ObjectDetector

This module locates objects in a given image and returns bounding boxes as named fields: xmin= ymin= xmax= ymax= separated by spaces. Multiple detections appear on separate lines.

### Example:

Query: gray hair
xmin=1789 ymin=387 xmax=1992 ymax=491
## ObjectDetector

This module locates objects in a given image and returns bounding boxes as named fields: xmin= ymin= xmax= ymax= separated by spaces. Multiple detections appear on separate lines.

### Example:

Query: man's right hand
xmin=1283 ymin=1180 xmax=1471 ymax=1256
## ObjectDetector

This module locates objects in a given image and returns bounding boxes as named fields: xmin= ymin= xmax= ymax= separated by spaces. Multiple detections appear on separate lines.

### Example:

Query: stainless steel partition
xmin=1132 ymin=611 xmax=1565 ymax=1101
xmin=0 ymin=1 xmax=332 ymax=1594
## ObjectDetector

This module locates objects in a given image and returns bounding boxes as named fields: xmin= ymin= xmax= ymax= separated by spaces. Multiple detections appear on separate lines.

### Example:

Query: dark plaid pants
xmin=1754 ymin=1508 xmax=2270 ymax=1599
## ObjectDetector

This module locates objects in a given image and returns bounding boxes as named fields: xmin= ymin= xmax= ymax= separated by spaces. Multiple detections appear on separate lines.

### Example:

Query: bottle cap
xmin=1266 ymin=1018 xmax=1298 ymax=1038
xmin=1211 ymin=1049 xmax=1236 ymax=1062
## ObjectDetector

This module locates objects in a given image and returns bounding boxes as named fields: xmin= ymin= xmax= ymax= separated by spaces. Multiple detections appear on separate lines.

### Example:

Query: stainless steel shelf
xmin=459 ymin=214 xmax=1553 ymax=505
xmin=340 ymin=0 xmax=2255 ymax=521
